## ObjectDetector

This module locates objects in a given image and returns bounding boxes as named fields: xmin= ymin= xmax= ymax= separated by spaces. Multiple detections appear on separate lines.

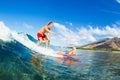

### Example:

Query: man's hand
xmin=52 ymin=32 xmax=56 ymax=35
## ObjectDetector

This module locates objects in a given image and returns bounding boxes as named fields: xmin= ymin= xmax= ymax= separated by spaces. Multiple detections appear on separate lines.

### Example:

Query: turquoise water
xmin=0 ymin=48 xmax=120 ymax=80
xmin=0 ymin=40 xmax=120 ymax=80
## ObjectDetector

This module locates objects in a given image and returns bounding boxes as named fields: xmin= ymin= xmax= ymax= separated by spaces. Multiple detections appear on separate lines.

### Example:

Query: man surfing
xmin=37 ymin=22 xmax=56 ymax=48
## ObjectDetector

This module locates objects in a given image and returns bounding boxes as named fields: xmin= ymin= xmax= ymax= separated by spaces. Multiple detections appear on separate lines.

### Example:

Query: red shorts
xmin=37 ymin=33 xmax=46 ymax=40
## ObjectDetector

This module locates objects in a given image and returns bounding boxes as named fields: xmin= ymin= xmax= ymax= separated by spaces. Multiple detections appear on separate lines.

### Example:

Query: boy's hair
xmin=47 ymin=22 xmax=53 ymax=25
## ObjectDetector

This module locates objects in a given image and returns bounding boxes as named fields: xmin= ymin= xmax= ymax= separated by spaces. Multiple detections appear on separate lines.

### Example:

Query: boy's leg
xmin=37 ymin=38 xmax=43 ymax=46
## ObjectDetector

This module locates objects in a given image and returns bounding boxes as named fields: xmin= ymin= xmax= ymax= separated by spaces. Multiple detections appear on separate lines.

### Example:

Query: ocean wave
xmin=0 ymin=21 xmax=62 ymax=57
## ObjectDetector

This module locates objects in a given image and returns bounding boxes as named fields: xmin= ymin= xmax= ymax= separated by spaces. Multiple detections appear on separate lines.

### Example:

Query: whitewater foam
xmin=0 ymin=21 xmax=62 ymax=57
xmin=0 ymin=22 xmax=13 ymax=41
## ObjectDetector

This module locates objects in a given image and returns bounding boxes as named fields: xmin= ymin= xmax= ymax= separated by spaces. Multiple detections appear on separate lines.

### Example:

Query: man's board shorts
xmin=37 ymin=33 xmax=46 ymax=40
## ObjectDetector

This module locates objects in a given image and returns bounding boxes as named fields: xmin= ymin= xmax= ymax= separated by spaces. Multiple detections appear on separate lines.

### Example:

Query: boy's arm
xmin=68 ymin=50 xmax=72 ymax=54
xmin=69 ymin=50 xmax=75 ymax=54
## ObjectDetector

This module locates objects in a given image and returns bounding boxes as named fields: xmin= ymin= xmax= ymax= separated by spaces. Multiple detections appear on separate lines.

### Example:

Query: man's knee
xmin=38 ymin=38 xmax=43 ymax=42
xmin=48 ymin=40 xmax=50 ymax=42
xmin=46 ymin=39 xmax=50 ymax=42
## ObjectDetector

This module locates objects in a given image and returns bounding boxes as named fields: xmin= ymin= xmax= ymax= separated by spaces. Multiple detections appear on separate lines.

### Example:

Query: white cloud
xmin=116 ymin=0 xmax=120 ymax=4
xmin=54 ymin=23 xmax=96 ymax=46
xmin=69 ymin=22 xmax=73 ymax=26
xmin=53 ymin=22 xmax=120 ymax=46
xmin=23 ymin=23 xmax=33 ymax=29
xmin=90 ymin=25 xmax=120 ymax=37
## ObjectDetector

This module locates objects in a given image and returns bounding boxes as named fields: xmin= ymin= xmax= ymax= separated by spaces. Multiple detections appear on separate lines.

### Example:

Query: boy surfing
xmin=56 ymin=47 xmax=76 ymax=55
xmin=37 ymin=22 xmax=56 ymax=48
xmin=55 ymin=47 xmax=82 ymax=56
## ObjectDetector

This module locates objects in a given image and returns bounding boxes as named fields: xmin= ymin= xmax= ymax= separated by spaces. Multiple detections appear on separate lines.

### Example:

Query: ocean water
xmin=0 ymin=22 xmax=120 ymax=80
xmin=0 ymin=39 xmax=120 ymax=80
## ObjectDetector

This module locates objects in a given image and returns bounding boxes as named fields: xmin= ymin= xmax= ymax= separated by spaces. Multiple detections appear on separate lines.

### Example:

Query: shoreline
xmin=76 ymin=48 xmax=120 ymax=52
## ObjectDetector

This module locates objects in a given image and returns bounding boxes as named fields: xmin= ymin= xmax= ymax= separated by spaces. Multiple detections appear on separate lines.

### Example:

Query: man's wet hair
xmin=47 ymin=22 xmax=53 ymax=25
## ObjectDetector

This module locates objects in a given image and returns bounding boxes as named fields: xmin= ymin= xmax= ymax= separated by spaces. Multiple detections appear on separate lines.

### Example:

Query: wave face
xmin=0 ymin=22 xmax=62 ymax=57
xmin=0 ymin=21 xmax=63 ymax=79
xmin=0 ymin=38 xmax=81 ymax=80
xmin=0 ymin=40 xmax=38 ymax=80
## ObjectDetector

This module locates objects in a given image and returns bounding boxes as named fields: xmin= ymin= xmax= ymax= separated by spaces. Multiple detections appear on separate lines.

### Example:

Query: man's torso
xmin=38 ymin=26 xmax=48 ymax=35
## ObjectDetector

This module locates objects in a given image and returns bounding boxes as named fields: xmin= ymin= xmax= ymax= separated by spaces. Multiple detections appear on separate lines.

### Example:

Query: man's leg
xmin=45 ymin=38 xmax=50 ymax=48
xmin=37 ymin=38 xmax=43 ymax=46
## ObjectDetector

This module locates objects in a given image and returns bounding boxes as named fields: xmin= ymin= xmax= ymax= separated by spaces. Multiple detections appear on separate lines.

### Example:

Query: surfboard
xmin=62 ymin=54 xmax=83 ymax=56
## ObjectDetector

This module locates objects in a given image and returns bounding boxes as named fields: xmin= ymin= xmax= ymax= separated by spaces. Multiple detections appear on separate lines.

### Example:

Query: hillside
xmin=77 ymin=37 xmax=120 ymax=51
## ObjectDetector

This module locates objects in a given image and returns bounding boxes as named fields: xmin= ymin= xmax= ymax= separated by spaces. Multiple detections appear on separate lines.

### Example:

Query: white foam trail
xmin=0 ymin=21 xmax=62 ymax=57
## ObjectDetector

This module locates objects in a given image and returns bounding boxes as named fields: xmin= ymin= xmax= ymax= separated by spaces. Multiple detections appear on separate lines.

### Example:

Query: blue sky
xmin=0 ymin=0 xmax=120 ymax=46
xmin=0 ymin=0 xmax=120 ymax=25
